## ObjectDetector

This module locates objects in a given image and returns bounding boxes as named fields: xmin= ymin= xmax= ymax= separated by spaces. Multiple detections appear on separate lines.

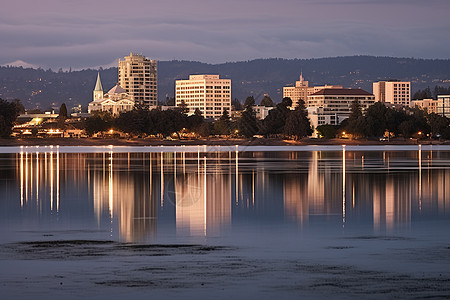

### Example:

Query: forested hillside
xmin=1 ymin=56 xmax=450 ymax=110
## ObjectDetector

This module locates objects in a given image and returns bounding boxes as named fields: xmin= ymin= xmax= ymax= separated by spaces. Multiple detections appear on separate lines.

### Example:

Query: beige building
xmin=88 ymin=73 xmax=135 ymax=116
xmin=437 ymin=95 xmax=450 ymax=117
xmin=283 ymin=73 xmax=343 ymax=107
xmin=411 ymin=99 xmax=438 ymax=114
xmin=307 ymin=88 xmax=375 ymax=128
xmin=118 ymin=53 xmax=157 ymax=108
xmin=253 ymin=105 xmax=274 ymax=120
xmin=373 ymin=81 xmax=411 ymax=106
xmin=175 ymin=75 xmax=231 ymax=119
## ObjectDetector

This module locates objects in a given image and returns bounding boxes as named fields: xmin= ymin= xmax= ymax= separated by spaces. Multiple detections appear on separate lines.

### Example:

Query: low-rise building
xmin=411 ymin=99 xmax=438 ymax=113
xmin=253 ymin=105 xmax=274 ymax=120
xmin=307 ymin=88 xmax=375 ymax=128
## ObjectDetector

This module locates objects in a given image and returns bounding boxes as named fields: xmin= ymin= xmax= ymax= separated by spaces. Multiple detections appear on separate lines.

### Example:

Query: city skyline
xmin=1 ymin=0 xmax=450 ymax=69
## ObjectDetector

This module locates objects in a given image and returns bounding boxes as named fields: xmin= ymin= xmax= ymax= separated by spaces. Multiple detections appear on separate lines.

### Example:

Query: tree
xmin=231 ymin=98 xmax=243 ymax=111
xmin=244 ymin=96 xmax=255 ymax=108
xmin=0 ymin=98 xmax=20 ymax=137
xmin=238 ymin=104 xmax=258 ymax=137
xmin=261 ymin=97 xmax=292 ymax=135
xmin=316 ymin=124 xmax=339 ymax=139
xmin=59 ymin=103 xmax=68 ymax=118
xmin=178 ymin=100 xmax=189 ymax=114
xmin=187 ymin=108 xmax=204 ymax=132
xmin=84 ymin=111 xmax=113 ymax=136
xmin=427 ymin=113 xmax=449 ymax=137
xmin=214 ymin=109 xmax=231 ymax=135
xmin=115 ymin=108 xmax=153 ymax=136
xmin=260 ymin=95 xmax=274 ymax=107
xmin=12 ymin=99 xmax=25 ymax=114
xmin=284 ymin=100 xmax=312 ymax=139
xmin=345 ymin=99 xmax=365 ymax=138
xmin=364 ymin=102 xmax=388 ymax=137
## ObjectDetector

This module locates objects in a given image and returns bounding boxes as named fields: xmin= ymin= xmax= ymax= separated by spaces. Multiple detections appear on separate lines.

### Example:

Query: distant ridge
xmin=1 ymin=56 xmax=450 ymax=109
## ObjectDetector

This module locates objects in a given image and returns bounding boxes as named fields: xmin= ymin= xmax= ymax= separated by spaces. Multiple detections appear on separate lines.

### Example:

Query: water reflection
xmin=1 ymin=148 xmax=450 ymax=242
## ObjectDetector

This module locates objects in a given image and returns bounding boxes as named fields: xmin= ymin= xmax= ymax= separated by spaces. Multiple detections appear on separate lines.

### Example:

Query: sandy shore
xmin=0 ymin=137 xmax=444 ymax=147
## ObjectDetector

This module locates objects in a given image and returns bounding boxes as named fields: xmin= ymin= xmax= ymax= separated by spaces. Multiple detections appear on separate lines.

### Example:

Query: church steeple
xmin=93 ymin=72 xmax=104 ymax=101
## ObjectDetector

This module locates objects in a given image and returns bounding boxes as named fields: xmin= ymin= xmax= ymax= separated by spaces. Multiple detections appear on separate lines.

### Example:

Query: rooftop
xmin=310 ymin=88 xmax=373 ymax=96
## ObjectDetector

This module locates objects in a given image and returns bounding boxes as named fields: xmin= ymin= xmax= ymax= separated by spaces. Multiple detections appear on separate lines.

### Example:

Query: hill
xmin=1 ymin=56 xmax=450 ymax=110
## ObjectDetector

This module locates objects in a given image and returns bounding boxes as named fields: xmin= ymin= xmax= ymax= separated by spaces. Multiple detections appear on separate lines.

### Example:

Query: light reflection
xmin=419 ymin=145 xmax=422 ymax=213
xmin=342 ymin=146 xmax=346 ymax=227
xmin=10 ymin=149 xmax=450 ymax=242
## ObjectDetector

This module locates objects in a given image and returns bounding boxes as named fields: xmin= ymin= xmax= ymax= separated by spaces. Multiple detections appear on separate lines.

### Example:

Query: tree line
xmin=83 ymin=96 xmax=312 ymax=140
xmin=413 ymin=85 xmax=450 ymax=100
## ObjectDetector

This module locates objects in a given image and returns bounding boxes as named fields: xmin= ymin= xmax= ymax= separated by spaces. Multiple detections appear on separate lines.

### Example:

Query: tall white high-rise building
xmin=175 ymin=75 xmax=231 ymax=119
xmin=118 ymin=53 xmax=157 ymax=108
xmin=373 ymin=81 xmax=411 ymax=106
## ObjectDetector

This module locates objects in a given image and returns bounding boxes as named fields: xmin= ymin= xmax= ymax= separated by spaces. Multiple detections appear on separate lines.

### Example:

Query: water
xmin=1 ymin=145 xmax=449 ymax=299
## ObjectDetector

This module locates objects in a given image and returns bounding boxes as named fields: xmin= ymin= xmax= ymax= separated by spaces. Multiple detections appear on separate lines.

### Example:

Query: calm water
xmin=1 ymin=145 xmax=449 ymax=244
xmin=1 ymin=145 xmax=450 ymax=299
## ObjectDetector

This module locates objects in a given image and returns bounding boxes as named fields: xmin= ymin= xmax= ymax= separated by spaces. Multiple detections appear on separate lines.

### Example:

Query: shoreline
xmin=0 ymin=137 xmax=447 ymax=147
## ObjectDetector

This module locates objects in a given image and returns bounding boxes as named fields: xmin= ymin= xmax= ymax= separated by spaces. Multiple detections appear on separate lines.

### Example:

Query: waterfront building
xmin=411 ymin=99 xmax=438 ymax=114
xmin=307 ymin=88 xmax=375 ymax=128
xmin=253 ymin=105 xmax=274 ymax=120
xmin=373 ymin=80 xmax=411 ymax=106
xmin=118 ymin=53 xmax=157 ymax=108
xmin=283 ymin=73 xmax=343 ymax=107
xmin=175 ymin=75 xmax=231 ymax=119
xmin=437 ymin=95 xmax=450 ymax=117
xmin=88 ymin=73 xmax=135 ymax=116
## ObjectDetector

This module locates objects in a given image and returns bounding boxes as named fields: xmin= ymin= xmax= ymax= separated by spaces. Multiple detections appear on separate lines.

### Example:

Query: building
xmin=175 ymin=75 xmax=231 ymax=119
xmin=253 ymin=105 xmax=274 ymax=120
xmin=118 ymin=53 xmax=157 ymax=108
xmin=88 ymin=73 xmax=135 ymax=116
xmin=437 ymin=95 xmax=450 ymax=117
xmin=283 ymin=73 xmax=343 ymax=107
xmin=411 ymin=99 xmax=438 ymax=114
xmin=307 ymin=88 xmax=375 ymax=128
xmin=373 ymin=81 xmax=411 ymax=106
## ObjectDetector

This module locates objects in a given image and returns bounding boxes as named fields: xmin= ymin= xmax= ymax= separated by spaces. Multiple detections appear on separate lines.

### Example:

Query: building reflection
xmin=8 ymin=148 xmax=450 ymax=239
xmin=174 ymin=153 xmax=231 ymax=236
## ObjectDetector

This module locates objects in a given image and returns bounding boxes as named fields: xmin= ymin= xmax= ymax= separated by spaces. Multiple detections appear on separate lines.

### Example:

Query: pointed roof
xmin=94 ymin=72 xmax=103 ymax=91
xmin=107 ymin=84 xmax=127 ymax=95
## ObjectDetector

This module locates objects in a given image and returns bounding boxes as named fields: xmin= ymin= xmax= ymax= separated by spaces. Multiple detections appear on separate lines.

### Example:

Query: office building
xmin=118 ymin=53 xmax=157 ymax=108
xmin=373 ymin=81 xmax=411 ymax=106
xmin=437 ymin=95 xmax=450 ymax=117
xmin=411 ymin=99 xmax=438 ymax=114
xmin=175 ymin=75 xmax=231 ymax=119
xmin=283 ymin=73 xmax=342 ymax=107
xmin=307 ymin=88 xmax=375 ymax=128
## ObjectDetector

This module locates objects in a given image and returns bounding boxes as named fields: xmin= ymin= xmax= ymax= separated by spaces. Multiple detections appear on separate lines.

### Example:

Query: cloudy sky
xmin=1 ymin=0 xmax=449 ymax=69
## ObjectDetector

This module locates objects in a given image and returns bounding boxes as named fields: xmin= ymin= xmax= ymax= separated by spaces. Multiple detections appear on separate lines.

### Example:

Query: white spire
xmin=94 ymin=72 xmax=103 ymax=92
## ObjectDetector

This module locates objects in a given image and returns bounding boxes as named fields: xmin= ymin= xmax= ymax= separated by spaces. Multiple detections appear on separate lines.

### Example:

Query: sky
xmin=1 ymin=0 xmax=449 ymax=69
